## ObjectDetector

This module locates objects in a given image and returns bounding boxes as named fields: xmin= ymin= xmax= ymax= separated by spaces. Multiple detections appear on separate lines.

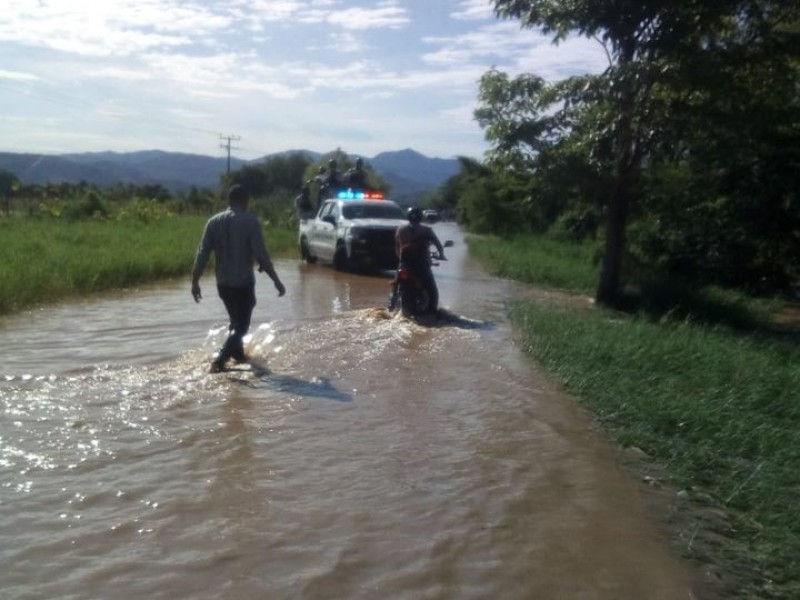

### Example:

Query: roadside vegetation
xmin=423 ymin=1 xmax=799 ymax=310
xmin=0 ymin=149 xmax=391 ymax=317
xmin=0 ymin=213 xmax=296 ymax=316
xmin=468 ymin=233 xmax=800 ymax=598
xmin=0 ymin=149 xmax=390 ymax=316
xmin=468 ymin=234 xmax=600 ymax=294
xmin=0 ymin=164 xmax=305 ymax=316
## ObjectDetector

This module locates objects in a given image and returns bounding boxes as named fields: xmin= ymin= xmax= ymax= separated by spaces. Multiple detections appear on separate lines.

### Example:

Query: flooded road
xmin=1 ymin=223 xmax=705 ymax=599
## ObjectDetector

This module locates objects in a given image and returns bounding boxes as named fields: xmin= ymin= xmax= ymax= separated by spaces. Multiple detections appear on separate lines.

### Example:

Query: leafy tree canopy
xmin=468 ymin=0 xmax=800 ymax=301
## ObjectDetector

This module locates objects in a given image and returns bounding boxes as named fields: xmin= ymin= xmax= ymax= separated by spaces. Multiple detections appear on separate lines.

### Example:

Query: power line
xmin=219 ymin=134 xmax=241 ymax=174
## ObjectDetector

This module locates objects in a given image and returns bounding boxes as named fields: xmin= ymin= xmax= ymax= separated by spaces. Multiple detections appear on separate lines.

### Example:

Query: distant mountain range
xmin=0 ymin=148 xmax=461 ymax=202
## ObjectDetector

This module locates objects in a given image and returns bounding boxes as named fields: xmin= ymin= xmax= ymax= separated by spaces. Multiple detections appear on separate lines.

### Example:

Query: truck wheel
xmin=300 ymin=236 xmax=317 ymax=263
xmin=334 ymin=243 xmax=350 ymax=271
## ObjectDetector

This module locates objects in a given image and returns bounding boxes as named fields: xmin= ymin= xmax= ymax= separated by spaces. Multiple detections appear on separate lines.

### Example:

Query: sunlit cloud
xmin=84 ymin=67 xmax=154 ymax=82
xmin=423 ymin=21 xmax=550 ymax=65
xmin=0 ymin=0 xmax=407 ymax=58
xmin=0 ymin=0 xmax=608 ymax=159
xmin=440 ymin=101 xmax=480 ymax=122
xmin=96 ymin=100 xmax=134 ymax=119
xmin=142 ymin=51 xmax=305 ymax=99
xmin=451 ymin=0 xmax=495 ymax=21
xmin=421 ymin=19 xmax=606 ymax=80
xmin=332 ymin=31 xmax=367 ymax=53
xmin=0 ymin=1 xmax=213 ymax=56
xmin=511 ymin=36 xmax=610 ymax=79
xmin=0 ymin=69 xmax=41 ymax=82
xmin=235 ymin=0 xmax=307 ymax=22
xmin=327 ymin=4 xmax=409 ymax=30
xmin=167 ymin=107 xmax=213 ymax=121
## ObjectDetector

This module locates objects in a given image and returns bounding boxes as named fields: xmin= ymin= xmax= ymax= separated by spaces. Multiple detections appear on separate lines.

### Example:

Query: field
xmin=0 ymin=216 xmax=296 ymax=315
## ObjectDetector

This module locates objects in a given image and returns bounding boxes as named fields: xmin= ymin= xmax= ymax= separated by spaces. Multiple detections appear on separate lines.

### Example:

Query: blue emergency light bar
xmin=336 ymin=189 xmax=385 ymax=200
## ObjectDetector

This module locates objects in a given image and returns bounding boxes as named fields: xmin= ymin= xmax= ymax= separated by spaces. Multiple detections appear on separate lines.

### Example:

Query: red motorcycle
xmin=387 ymin=241 xmax=452 ymax=318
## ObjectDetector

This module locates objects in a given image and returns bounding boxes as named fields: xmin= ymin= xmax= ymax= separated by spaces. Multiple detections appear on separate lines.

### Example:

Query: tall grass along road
xmin=0 ymin=217 xmax=295 ymax=315
xmin=470 ymin=233 xmax=800 ymax=599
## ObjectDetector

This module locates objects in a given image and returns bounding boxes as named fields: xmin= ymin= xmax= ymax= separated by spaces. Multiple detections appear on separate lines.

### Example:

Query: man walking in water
xmin=191 ymin=184 xmax=286 ymax=373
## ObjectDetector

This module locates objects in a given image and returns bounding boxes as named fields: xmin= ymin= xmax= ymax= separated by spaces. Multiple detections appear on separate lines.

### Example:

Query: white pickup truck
xmin=298 ymin=190 xmax=407 ymax=271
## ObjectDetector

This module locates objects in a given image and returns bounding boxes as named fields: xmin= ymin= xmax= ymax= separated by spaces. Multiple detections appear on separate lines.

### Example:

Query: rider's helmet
xmin=407 ymin=206 xmax=423 ymax=224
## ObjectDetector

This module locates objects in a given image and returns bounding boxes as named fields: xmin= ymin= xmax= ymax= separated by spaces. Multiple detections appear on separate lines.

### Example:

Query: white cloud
xmin=326 ymin=4 xmax=409 ymax=30
xmin=0 ymin=1 xmax=199 ymax=56
xmin=451 ymin=0 xmax=495 ymax=21
xmin=439 ymin=101 xmax=479 ymax=122
xmin=510 ymin=36 xmax=609 ymax=79
xmin=421 ymin=20 xmax=607 ymax=80
xmin=233 ymin=0 xmax=306 ymax=23
xmin=0 ymin=69 xmax=41 ymax=82
xmin=422 ymin=21 xmax=550 ymax=66
xmin=331 ymin=31 xmax=367 ymax=53
xmin=0 ymin=1 xmax=608 ymax=160
xmin=142 ymin=51 xmax=305 ymax=99
xmin=0 ymin=0 xmax=409 ymax=60
xmin=84 ymin=67 xmax=153 ymax=82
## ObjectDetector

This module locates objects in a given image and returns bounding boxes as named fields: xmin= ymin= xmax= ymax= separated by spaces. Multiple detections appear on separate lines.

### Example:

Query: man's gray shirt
xmin=192 ymin=206 xmax=272 ymax=288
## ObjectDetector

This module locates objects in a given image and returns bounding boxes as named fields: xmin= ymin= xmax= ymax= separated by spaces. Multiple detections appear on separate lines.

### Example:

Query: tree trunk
xmin=596 ymin=51 xmax=638 ymax=308
xmin=596 ymin=171 xmax=631 ymax=307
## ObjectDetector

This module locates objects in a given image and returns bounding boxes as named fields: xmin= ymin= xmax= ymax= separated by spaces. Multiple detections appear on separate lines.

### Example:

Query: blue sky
xmin=1 ymin=0 xmax=608 ymax=160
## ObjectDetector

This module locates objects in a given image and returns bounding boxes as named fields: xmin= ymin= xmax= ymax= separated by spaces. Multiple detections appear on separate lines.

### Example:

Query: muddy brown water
xmin=1 ymin=224 xmax=709 ymax=599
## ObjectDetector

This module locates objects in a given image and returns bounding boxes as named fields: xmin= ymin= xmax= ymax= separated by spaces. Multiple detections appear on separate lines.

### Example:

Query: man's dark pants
xmin=216 ymin=282 xmax=256 ymax=365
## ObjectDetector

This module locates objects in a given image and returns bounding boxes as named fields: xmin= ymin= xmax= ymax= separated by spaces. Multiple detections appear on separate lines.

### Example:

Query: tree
xmin=475 ymin=69 xmax=611 ymax=236
xmin=226 ymin=152 xmax=313 ymax=198
xmin=629 ymin=11 xmax=800 ymax=292
xmin=0 ymin=169 xmax=20 ymax=216
xmin=490 ymin=0 xmax=668 ymax=305
xmin=490 ymin=0 xmax=800 ymax=304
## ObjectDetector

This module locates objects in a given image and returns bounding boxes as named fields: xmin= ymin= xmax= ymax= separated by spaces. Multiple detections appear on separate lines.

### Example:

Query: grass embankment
xmin=468 ymin=234 xmax=600 ymax=294
xmin=469 ymin=234 xmax=800 ymax=599
xmin=0 ymin=217 xmax=296 ymax=316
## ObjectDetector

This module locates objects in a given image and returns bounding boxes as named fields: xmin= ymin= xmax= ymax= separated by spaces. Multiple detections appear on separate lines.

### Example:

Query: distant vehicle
xmin=298 ymin=189 xmax=406 ymax=271
xmin=423 ymin=209 xmax=440 ymax=223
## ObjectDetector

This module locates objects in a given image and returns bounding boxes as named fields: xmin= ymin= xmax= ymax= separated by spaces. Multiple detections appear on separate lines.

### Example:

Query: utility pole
xmin=219 ymin=134 xmax=241 ymax=174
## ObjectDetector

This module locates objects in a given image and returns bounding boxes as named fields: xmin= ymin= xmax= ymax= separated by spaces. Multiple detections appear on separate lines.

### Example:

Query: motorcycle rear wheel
xmin=400 ymin=284 xmax=430 ymax=318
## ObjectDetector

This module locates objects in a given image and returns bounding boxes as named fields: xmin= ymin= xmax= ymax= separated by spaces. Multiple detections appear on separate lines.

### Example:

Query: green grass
xmin=0 ymin=216 xmax=296 ymax=315
xmin=469 ymin=233 xmax=800 ymax=599
xmin=467 ymin=233 xmax=600 ymax=294
xmin=468 ymin=232 xmax=783 ymax=329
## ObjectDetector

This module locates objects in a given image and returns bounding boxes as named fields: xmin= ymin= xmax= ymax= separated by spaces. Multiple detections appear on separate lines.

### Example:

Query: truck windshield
xmin=342 ymin=203 xmax=405 ymax=220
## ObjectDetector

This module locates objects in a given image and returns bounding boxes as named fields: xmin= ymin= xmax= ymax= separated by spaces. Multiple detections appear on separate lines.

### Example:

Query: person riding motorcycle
xmin=394 ymin=206 xmax=446 ymax=313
